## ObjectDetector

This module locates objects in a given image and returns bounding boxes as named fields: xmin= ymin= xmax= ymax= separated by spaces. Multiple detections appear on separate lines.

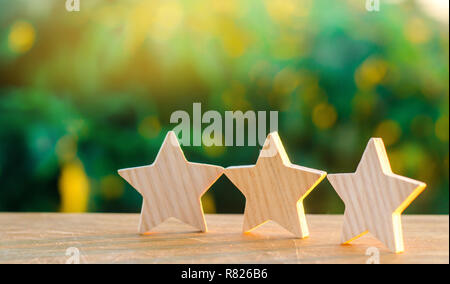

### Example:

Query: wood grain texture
xmin=225 ymin=132 xmax=327 ymax=238
xmin=118 ymin=131 xmax=223 ymax=233
xmin=328 ymin=138 xmax=427 ymax=253
xmin=0 ymin=214 xmax=447 ymax=264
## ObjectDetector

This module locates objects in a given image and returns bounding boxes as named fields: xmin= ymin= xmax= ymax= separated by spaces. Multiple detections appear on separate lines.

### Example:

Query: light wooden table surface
xmin=0 ymin=213 xmax=447 ymax=264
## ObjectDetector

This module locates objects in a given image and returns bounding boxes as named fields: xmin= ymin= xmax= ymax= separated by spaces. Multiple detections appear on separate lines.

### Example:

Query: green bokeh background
xmin=0 ymin=0 xmax=448 ymax=214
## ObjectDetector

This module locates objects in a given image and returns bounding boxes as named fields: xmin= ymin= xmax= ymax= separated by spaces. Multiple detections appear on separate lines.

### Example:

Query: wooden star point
xmin=327 ymin=138 xmax=426 ymax=253
xmin=225 ymin=132 xmax=327 ymax=238
xmin=118 ymin=131 xmax=224 ymax=233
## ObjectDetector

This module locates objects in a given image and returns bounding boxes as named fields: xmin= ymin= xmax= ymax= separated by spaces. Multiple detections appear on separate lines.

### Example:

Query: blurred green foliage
xmin=0 ymin=0 xmax=448 ymax=214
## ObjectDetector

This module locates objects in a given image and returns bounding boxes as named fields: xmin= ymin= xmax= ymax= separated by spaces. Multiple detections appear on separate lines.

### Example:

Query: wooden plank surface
xmin=0 ymin=214 xmax=447 ymax=264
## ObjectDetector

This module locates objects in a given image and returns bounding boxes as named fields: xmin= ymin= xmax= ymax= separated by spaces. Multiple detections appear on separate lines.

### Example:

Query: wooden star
xmin=327 ymin=138 xmax=426 ymax=253
xmin=118 ymin=131 xmax=224 ymax=233
xmin=224 ymin=132 xmax=327 ymax=238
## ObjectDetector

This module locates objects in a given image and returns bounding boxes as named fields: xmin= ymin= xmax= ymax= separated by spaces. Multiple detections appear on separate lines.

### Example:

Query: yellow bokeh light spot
xmin=124 ymin=2 xmax=154 ymax=53
xmin=152 ymin=1 xmax=184 ymax=41
xmin=435 ymin=115 xmax=449 ymax=142
xmin=101 ymin=175 xmax=125 ymax=200
xmin=59 ymin=159 xmax=89 ymax=213
xmin=265 ymin=0 xmax=296 ymax=22
xmin=8 ymin=21 xmax=35 ymax=54
xmin=201 ymin=192 xmax=216 ymax=214
xmin=264 ymin=0 xmax=310 ymax=25
xmin=312 ymin=103 xmax=338 ymax=130
xmin=374 ymin=120 xmax=402 ymax=146
xmin=212 ymin=0 xmax=239 ymax=15
xmin=138 ymin=116 xmax=161 ymax=139
xmin=404 ymin=17 xmax=431 ymax=44
xmin=220 ymin=21 xmax=249 ymax=58
xmin=355 ymin=57 xmax=388 ymax=90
